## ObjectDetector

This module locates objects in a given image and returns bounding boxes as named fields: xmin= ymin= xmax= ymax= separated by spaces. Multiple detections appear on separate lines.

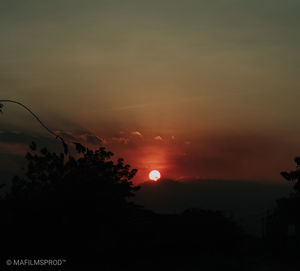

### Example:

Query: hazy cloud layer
xmin=1 ymin=129 xmax=299 ymax=184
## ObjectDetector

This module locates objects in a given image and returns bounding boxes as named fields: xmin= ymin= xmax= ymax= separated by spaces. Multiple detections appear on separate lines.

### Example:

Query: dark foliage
xmin=7 ymin=141 xmax=139 ymax=203
xmin=280 ymin=157 xmax=300 ymax=192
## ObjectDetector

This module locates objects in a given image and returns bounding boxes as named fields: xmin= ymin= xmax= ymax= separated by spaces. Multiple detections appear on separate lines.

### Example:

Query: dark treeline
xmin=1 ymin=141 xmax=300 ymax=270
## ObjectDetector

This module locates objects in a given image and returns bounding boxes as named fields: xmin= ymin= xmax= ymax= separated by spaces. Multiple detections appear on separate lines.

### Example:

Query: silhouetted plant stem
xmin=0 ymin=99 xmax=68 ymax=154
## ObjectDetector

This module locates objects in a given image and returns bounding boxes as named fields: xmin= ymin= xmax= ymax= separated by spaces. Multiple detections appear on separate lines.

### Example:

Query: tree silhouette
xmin=0 ymin=99 xmax=143 ymax=262
xmin=280 ymin=157 xmax=300 ymax=193
xmin=8 ymin=141 xmax=139 ymax=202
xmin=1 ymin=141 xmax=140 ymax=264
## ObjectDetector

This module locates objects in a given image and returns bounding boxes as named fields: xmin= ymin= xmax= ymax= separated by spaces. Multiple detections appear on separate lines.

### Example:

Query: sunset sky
xmin=1 ymin=0 xmax=300 ymax=183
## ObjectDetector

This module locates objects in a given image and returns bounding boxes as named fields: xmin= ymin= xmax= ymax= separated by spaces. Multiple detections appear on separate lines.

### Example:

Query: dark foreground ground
xmin=1 ymin=201 xmax=300 ymax=271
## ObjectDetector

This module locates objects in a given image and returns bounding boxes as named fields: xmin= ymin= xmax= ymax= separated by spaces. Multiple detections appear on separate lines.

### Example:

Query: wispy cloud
xmin=131 ymin=131 xmax=143 ymax=137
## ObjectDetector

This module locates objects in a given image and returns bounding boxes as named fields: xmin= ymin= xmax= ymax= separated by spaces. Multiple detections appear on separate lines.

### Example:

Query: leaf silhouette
xmin=30 ymin=141 xmax=37 ymax=151
xmin=280 ymin=171 xmax=291 ymax=181
xmin=73 ymin=142 xmax=86 ymax=154
xmin=295 ymin=157 xmax=300 ymax=166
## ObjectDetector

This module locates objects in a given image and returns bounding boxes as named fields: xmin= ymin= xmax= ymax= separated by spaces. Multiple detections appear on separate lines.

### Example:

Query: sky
xmin=1 ymin=0 xmax=300 ymax=183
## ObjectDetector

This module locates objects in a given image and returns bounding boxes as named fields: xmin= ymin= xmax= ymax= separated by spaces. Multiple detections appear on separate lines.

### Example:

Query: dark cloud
xmin=0 ymin=131 xmax=40 ymax=144
xmin=0 ymin=131 xmax=63 ymax=157
xmin=112 ymin=137 xmax=129 ymax=144
xmin=54 ymin=131 xmax=106 ymax=145
xmin=82 ymin=134 xmax=104 ymax=145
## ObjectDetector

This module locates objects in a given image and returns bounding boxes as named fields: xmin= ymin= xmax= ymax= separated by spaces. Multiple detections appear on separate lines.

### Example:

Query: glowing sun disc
xmin=149 ymin=170 xmax=161 ymax=181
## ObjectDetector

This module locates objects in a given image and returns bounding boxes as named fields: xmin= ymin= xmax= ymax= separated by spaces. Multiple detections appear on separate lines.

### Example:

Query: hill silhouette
xmin=136 ymin=178 xmax=292 ymax=236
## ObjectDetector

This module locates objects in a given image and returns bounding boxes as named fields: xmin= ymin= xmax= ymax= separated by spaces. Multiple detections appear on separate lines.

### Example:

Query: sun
xmin=149 ymin=170 xmax=161 ymax=181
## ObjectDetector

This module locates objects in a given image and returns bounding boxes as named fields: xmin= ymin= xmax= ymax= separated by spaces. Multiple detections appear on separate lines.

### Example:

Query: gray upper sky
xmin=1 ymin=0 xmax=300 ymax=181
